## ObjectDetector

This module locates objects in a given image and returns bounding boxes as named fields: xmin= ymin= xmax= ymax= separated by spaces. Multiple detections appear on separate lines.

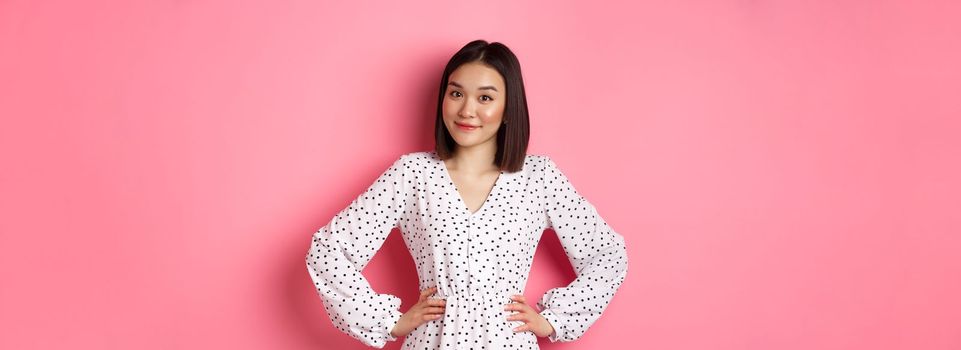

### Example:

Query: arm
xmin=535 ymin=156 xmax=630 ymax=343
xmin=305 ymin=154 xmax=410 ymax=348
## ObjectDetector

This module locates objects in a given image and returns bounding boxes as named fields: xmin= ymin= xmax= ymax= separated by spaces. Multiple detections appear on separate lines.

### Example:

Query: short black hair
xmin=434 ymin=39 xmax=530 ymax=173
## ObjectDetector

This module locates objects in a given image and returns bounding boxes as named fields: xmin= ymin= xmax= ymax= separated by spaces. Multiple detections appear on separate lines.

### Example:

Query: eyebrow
xmin=448 ymin=81 xmax=498 ymax=92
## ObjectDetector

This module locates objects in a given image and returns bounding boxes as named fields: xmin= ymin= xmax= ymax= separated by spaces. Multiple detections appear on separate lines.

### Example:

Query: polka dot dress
xmin=305 ymin=150 xmax=629 ymax=349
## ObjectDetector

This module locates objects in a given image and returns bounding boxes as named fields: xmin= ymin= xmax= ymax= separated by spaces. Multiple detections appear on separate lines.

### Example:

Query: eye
xmin=481 ymin=95 xmax=493 ymax=102
xmin=450 ymin=91 xmax=462 ymax=98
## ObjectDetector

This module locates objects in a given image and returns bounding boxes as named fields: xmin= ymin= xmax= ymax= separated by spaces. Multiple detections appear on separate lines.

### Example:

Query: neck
xmin=448 ymin=141 xmax=498 ymax=173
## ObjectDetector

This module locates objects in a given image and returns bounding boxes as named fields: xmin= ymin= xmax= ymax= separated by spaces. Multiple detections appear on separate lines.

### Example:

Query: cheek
xmin=479 ymin=105 xmax=505 ymax=123
xmin=442 ymin=100 xmax=453 ymax=116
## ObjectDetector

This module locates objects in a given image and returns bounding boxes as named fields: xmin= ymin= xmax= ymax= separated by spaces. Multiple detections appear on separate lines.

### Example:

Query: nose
xmin=457 ymin=98 xmax=476 ymax=119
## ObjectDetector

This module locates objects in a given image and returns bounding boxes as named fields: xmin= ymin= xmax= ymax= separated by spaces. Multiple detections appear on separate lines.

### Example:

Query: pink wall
xmin=2 ymin=1 xmax=959 ymax=349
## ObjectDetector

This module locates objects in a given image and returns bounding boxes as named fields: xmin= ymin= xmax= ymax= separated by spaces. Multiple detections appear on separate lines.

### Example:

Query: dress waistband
xmin=427 ymin=287 xmax=520 ymax=301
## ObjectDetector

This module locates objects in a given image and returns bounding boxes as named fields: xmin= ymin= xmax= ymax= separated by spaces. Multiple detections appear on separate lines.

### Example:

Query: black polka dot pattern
xmin=305 ymin=151 xmax=629 ymax=349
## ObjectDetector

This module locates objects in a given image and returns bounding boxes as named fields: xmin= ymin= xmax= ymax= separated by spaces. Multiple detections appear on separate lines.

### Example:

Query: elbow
xmin=612 ymin=232 xmax=629 ymax=285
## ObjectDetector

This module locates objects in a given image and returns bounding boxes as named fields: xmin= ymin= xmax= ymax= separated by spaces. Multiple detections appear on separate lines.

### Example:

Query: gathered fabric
xmin=306 ymin=150 xmax=629 ymax=349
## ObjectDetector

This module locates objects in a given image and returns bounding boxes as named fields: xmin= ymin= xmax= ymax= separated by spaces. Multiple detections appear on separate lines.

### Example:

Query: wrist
xmin=388 ymin=312 xmax=404 ymax=340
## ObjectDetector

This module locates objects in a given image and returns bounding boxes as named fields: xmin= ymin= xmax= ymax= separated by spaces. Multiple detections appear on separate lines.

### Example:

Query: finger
xmin=511 ymin=294 xmax=527 ymax=304
xmin=505 ymin=313 xmax=528 ymax=322
xmin=422 ymin=313 xmax=443 ymax=321
xmin=422 ymin=306 xmax=446 ymax=314
xmin=504 ymin=302 xmax=530 ymax=313
xmin=426 ymin=299 xmax=447 ymax=307
xmin=419 ymin=286 xmax=437 ymax=301
xmin=512 ymin=323 xmax=530 ymax=332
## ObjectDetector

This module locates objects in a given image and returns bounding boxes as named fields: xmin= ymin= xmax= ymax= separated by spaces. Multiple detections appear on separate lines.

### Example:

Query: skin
xmin=440 ymin=61 xmax=507 ymax=214
xmin=390 ymin=61 xmax=555 ymax=339
xmin=389 ymin=287 xmax=447 ymax=338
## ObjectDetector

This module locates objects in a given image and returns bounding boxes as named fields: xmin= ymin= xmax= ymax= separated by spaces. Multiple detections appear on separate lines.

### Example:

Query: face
xmin=442 ymin=62 xmax=506 ymax=151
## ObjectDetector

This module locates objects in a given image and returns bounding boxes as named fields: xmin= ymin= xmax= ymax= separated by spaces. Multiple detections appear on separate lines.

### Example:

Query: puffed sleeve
xmin=305 ymin=154 xmax=410 ymax=348
xmin=535 ymin=155 xmax=629 ymax=343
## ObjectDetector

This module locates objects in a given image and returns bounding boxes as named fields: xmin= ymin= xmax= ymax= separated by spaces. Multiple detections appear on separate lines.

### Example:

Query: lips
xmin=455 ymin=121 xmax=480 ymax=131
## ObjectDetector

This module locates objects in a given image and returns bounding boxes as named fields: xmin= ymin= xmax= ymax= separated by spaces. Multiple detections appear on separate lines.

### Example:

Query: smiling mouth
xmin=455 ymin=122 xmax=480 ymax=131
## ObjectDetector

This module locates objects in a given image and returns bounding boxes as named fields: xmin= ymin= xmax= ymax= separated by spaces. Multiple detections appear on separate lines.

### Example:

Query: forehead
xmin=448 ymin=63 xmax=505 ymax=89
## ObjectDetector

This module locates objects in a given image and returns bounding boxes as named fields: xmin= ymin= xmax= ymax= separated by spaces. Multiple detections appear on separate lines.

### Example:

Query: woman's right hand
xmin=389 ymin=286 xmax=447 ymax=338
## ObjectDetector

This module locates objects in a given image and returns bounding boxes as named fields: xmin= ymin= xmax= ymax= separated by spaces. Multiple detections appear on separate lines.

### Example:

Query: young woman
xmin=306 ymin=40 xmax=629 ymax=349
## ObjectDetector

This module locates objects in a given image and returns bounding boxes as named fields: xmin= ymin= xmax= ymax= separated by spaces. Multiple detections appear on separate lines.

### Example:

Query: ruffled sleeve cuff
xmin=382 ymin=306 xmax=403 ymax=343
xmin=538 ymin=308 xmax=567 ymax=343
xmin=368 ymin=295 xmax=404 ymax=348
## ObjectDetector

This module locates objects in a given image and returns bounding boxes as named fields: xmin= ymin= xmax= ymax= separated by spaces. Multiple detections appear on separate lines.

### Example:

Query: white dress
xmin=305 ymin=150 xmax=629 ymax=349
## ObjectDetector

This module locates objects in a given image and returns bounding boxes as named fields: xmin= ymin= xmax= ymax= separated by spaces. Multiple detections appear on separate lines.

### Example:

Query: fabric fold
xmin=535 ymin=156 xmax=630 ymax=343
xmin=305 ymin=154 xmax=411 ymax=348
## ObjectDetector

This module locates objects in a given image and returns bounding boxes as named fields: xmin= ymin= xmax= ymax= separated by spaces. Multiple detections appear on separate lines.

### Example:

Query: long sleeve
xmin=535 ymin=156 xmax=629 ymax=343
xmin=305 ymin=154 xmax=410 ymax=348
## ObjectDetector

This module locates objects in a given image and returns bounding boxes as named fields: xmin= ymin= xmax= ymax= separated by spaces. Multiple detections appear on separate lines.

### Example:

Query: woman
xmin=306 ymin=39 xmax=629 ymax=349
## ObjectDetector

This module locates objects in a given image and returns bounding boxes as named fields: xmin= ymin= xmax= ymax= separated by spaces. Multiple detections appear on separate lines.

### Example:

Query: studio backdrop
xmin=1 ymin=1 xmax=959 ymax=349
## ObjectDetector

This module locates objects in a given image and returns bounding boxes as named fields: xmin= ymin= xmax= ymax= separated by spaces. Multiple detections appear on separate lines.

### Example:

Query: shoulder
xmin=402 ymin=151 xmax=433 ymax=160
xmin=391 ymin=151 xmax=440 ymax=175
xmin=524 ymin=153 xmax=556 ymax=174
xmin=525 ymin=153 xmax=551 ymax=164
xmin=399 ymin=151 xmax=435 ymax=167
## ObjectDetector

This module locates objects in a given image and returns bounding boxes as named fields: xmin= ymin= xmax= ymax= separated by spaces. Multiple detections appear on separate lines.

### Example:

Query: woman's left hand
xmin=504 ymin=294 xmax=555 ymax=338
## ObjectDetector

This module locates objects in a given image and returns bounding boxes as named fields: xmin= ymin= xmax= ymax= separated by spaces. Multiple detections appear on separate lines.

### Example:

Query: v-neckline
xmin=435 ymin=152 xmax=503 ymax=217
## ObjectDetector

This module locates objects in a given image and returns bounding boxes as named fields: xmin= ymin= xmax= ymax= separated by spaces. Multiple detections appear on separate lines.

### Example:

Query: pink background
xmin=1 ymin=1 xmax=959 ymax=349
